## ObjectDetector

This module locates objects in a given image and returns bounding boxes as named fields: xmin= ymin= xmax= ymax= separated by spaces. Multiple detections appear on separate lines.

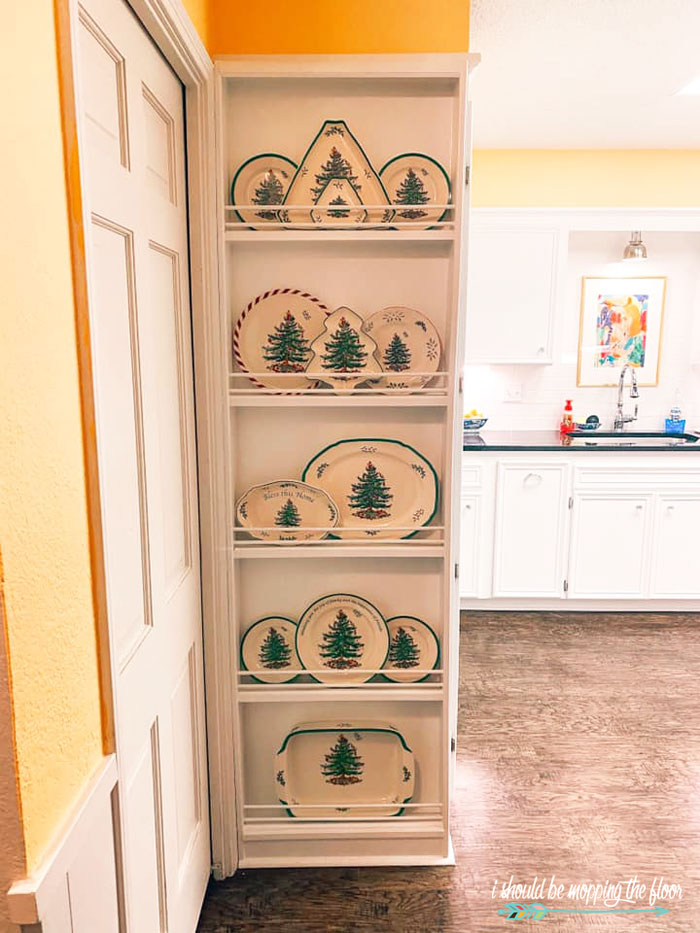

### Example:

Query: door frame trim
xmin=56 ymin=0 xmax=238 ymax=883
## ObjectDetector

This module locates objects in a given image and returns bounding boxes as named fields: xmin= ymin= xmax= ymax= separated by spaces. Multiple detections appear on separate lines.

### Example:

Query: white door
xmin=459 ymin=495 xmax=481 ymax=597
xmin=568 ymin=494 xmax=652 ymax=598
xmin=650 ymin=494 xmax=700 ymax=597
xmin=493 ymin=463 xmax=570 ymax=597
xmin=75 ymin=0 xmax=210 ymax=929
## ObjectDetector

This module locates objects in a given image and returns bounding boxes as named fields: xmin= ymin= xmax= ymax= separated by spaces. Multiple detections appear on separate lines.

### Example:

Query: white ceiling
xmin=470 ymin=0 xmax=700 ymax=148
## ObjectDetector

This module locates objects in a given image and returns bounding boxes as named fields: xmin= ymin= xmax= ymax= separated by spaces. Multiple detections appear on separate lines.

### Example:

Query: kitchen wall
xmin=464 ymin=230 xmax=700 ymax=432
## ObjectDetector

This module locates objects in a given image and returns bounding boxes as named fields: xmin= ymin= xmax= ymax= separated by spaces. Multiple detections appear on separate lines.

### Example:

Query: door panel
xmin=459 ymin=495 xmax=480 ymax=597
xmin=76 ymin=0 xmax=210 ymax=928
xmin=651 ymin=495 xmax=700 ymax=597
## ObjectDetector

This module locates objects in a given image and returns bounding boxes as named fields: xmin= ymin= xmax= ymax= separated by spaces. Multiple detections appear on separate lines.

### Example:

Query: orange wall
xmin=182 ymin=0 xmax=209 ymax=48
xmin=209 ymin=0 xmax=469 ymax=55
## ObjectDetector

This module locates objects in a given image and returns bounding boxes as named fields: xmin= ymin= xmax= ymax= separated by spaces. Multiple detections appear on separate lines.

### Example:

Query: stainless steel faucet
xmin=613 ymin=363 xmax=640 ymax=432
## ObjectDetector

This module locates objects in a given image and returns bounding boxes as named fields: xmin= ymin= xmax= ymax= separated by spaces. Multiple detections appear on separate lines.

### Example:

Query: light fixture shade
xmin=623 ymin=231 xmax=648 ymax=262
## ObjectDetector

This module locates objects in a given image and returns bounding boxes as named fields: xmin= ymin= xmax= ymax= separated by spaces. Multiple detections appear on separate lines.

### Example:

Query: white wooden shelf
xmin=232 ymin=541 xmax=446 ymax=560
xmin=237 ymin=684 xmax=444 ymax=702
xmin=229 ymin=392 xmax=450 ymax=408
xmin=225 ymin=228 xmax=456 ymax=244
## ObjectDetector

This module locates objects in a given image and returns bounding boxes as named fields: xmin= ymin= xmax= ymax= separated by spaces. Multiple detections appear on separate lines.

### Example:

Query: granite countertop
xmin=463 ymin=430 xmax=700 ymax=452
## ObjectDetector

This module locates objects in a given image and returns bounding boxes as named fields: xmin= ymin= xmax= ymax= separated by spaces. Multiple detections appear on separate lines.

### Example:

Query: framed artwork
xmin=577 ymin=276 xmax=667 ymax=387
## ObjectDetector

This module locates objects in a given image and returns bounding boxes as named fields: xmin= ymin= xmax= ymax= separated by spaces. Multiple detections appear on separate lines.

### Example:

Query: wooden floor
xmin=198 ymin=611 xmax=699 ymax=931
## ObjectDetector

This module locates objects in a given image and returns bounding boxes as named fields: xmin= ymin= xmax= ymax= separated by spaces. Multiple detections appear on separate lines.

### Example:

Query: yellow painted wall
xmin=209 ymin=0 xmax=470 ymax=55
xmin=0 ymin=1 xmax=103 ymax=870
xmin=472 ymin=149 xmax=700 ymax=208
xmin=182 ymin=0 xmax=209 ymax=49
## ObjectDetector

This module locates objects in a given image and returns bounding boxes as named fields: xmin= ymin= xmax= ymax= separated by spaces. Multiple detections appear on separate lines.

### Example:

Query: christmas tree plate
xmin=312 ymin=178 xmax=367 ymax=226
xmin=363 ymin=306 xmax=442 ymax=390
xmin=233 ymin=288 xmax=329 ymax=391
xmin=296 ymin=593 xmax=389 ymax=685
xmin=241 ymin=617 xmax=302 ymax=684
xmin=383 ymin=616 xmax=440 ymax=684
xmin=282 ymin=120 xmax=392 ymax=226
xmin=307 ymin=306 xmax=382 ymax=392
xmin=302 ymin=439 xmax=439 ymax=540
xmin=275 ymin=720 xmax=414 ymax=818
xmin=231 ymin=154 xmax=297 ymax=229
xmin=379 ymin=153 xmax=451 ymax=230
xmin=235 ymin=480 xmax=340 ymax=544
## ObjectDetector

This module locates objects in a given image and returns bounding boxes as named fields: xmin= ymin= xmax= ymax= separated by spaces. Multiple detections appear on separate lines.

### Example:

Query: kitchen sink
xmin=568 ymin=431 xmax=699 ymax=447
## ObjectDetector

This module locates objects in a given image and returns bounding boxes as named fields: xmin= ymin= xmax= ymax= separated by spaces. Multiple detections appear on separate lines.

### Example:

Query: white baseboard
xmin=7 ymin=755 xmax=120 ymax=930
xmin=461 ymin=597 xmax=700 ymax=612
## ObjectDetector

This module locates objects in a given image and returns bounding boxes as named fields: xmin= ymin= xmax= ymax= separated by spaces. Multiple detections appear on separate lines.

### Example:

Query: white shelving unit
xmin=214 ymin=53 xmax=473 ymax=868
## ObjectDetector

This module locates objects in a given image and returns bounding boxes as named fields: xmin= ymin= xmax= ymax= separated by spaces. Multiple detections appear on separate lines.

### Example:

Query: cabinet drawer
xmin=574 ymin=466 xmax=700 ymax=489
xmin=461 ymin=465 xmax=482 ymax=489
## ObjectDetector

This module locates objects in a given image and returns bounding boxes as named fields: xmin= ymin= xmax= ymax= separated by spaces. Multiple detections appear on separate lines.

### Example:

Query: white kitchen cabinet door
xmin=459 ymin=495 xmax=481 ymax=597
xmin=650 ymin=495 xmax=700 ymax=597
xmin=465 ymin=227 xmax=559 ymax=363
xmin=493 ymin=463 xmax=570 ymax=597
xmin=568 ymin=494 xmax=652 ymax=598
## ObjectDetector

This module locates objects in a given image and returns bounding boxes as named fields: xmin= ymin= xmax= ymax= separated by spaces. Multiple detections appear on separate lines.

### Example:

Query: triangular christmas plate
xmin=311 ymin=177 xmax=367 ymax=226
xmin=307 ymin=306 xmax=382 ymax=392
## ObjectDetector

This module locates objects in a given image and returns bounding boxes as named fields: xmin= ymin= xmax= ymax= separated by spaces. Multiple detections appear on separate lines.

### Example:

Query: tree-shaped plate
xmin=383 ymin=616 xmax=440 ymax=684
xmin=363 ymin=306 xmax=442 ymax=391
xmin=241 ymin=617 xmax=302 ymax=684
xmin=296 ymin=593 xmax=389 ymax=685
xmin=307 ymin=306 xmax=382 ymax=392
xmin=379 ymin=153 xmax=451 ymax=230
xmin=302 ymin=438 xmax=438 ymax=540
xmin=230 ymin=153 xmax=297 ymax=229
xmin=275 ymin=720 xmax=414 ymax=818
xmin=233 ymin=288 xmax=329 ymax=391
xmin=235 ymin=480 xmax=340 ymax=544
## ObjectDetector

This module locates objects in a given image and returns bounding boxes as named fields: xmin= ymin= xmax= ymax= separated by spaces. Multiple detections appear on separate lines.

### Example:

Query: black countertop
xmin=463 ymin=430 xmax=700 ymax=452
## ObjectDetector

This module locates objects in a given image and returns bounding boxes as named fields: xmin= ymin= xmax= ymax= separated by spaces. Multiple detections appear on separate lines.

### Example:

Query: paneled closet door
xmin=76 ymin=0 xmax=210 ymax=928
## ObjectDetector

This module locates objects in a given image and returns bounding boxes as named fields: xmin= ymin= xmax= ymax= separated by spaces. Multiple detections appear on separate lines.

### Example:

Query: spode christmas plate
xmin=235 ymin=480 xmax=339 ymax=544
xmin=308 ymin=306 xmax=382 ymax=392
xmin=233 ymin=288 xmax=329 ymax=391
xmin=379 ymin=153 xmax=451 ymax=230
xmin=296 ymin=593 xmax=389 ymax=685
xmin=283 ymin=120 xmax=392 ymax=226
xmin=240 ymin=617 xmax=302 ymax=684
xmin=302 ymin=439 xmax=438 ymax=540
xmin=363 ymin=306 xmax=442 ymax=390
xmin=231 ymin=154 xmax=297 ymax=228
xmin=383 ymin=616 xmax=440 ymax=684
xmin=275 ymin=720 xmax=414 ymax=818
xmin=312 ymin=178 xmax=367 ymax=226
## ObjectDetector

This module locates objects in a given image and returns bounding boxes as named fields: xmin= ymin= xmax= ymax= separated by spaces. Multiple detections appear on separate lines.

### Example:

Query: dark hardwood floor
xmin=198 ymin=612 xmax=700 ymax=931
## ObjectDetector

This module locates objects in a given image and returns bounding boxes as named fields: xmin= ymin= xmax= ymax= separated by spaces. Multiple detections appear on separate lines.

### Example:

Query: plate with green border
xmin=379 ymin=153 xmax=451 ymax=230
xmin=383 ymin=616 xmax=440 ymax=684
xmin=231 ymin=153 xmax=297 ymax=229
xmin=302 ymin=438 xmax=439 ymax=540
xmin=240 ymin=617 xmax=302 ymax=684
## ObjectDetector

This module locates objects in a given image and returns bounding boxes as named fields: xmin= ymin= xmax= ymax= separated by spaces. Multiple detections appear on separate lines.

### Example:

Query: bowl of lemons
xmin=463 ymin=410 xmax=488 ymax=432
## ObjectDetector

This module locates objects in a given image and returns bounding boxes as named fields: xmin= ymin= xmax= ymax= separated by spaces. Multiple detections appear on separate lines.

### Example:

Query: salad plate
xmin=379 ymin=153 xmax=451 ymax=230
xmin=363 ymin=306 xmax=441 ymax=390
xmin=275 ymin=720 xmax=414 ymax=818
xmin=235 ymin=480 xmax=339 ymax=544
xmin=283 ymin=120 xmax=392 ymax=226
xmin=240 ymin=617 xmax=302 ymax=684
xmin=383 ymin=616 xmax=440 ymax=684
xmin=232 ymin=288 xmax=329 ymax=391
xmin=302 ymin=438 xmax=438 ymax=540
xmin=308 ymin=306 xmax=382 ymax=392
xmin=296 ymin=593 xmax=388 ymax=685
xmin=230 ymin=154 xmax=297 ymax=228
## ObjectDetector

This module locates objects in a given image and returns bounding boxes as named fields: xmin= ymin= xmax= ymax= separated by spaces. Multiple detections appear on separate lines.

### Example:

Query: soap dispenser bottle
xmin=560 ymin=399 xmax=574 ymax=434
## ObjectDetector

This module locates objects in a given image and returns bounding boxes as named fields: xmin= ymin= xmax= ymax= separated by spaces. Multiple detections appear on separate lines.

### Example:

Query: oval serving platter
xmin=363 ymin=306 xmax=442 ymax=390
xmin=302 ymin=438 xmax=438 ymax=540
xmin=383 ymin=616 xmax=440 ymax=684
xmin=235 ymin=480 xmax=339 ymax=544
xmin=274 ymin=720 xmax=414 ymax=818
xmin=240 ymin=617 xmax=302 ymax=684
xmin=231 ymin=153 xmax=297 ymax=228
xmin=296 ymin=593 xmax=389 ymax=685
xmin=232 ymin=288 xmax=329 ymax=391
xmin=379 ymin=153 xmax=451 ymax=230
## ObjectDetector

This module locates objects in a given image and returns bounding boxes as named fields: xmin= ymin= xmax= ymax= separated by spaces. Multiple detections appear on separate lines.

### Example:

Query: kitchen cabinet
xmin=650 ymin=494 xmax=700 ymax=596
xmin=493 ymin=463 xmax=569 ymax=597
xmin=459 ymin=495 xmax=481 ymax=598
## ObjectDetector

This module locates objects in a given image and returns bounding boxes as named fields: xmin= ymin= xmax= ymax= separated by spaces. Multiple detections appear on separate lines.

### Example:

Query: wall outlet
xmin=504 ymin=382 xmax=523 ymax=402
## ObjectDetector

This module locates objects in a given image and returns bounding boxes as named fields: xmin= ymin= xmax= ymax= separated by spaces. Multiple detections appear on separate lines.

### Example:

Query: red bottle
xmin=560 ymin=399 xmax=574 ymax=434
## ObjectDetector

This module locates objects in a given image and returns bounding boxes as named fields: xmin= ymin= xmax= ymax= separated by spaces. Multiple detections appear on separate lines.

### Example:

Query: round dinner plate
xmin=232 ymin=288 xmax=329 ymax=391
xmin=296 ymin=593 xmax=389 ymax=685
xmin=379 ymin=153 xmax=451 ymax=230
xmin=235 ymin=480 xmax=340 ymax=544
xmin=241 ymin=617 xmax=302 ymax=684
xmin=363 ymin=306 xmax=442 ymax=390
xmin=231 ymin=154 xmax=297 ymax=228
xmin=383 ymin=616 xmax=440 ymax=684
xmin=302 ymin=438 xmax=438 ymax=540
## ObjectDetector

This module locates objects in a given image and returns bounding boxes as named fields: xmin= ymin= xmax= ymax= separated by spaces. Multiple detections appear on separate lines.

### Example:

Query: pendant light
xmin=622 ymin=231 xmax=648 ymax=262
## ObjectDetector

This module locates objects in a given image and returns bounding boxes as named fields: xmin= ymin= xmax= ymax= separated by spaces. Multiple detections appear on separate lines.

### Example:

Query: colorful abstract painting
xmin=578 ymin=277 xmax=666 ymax=387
